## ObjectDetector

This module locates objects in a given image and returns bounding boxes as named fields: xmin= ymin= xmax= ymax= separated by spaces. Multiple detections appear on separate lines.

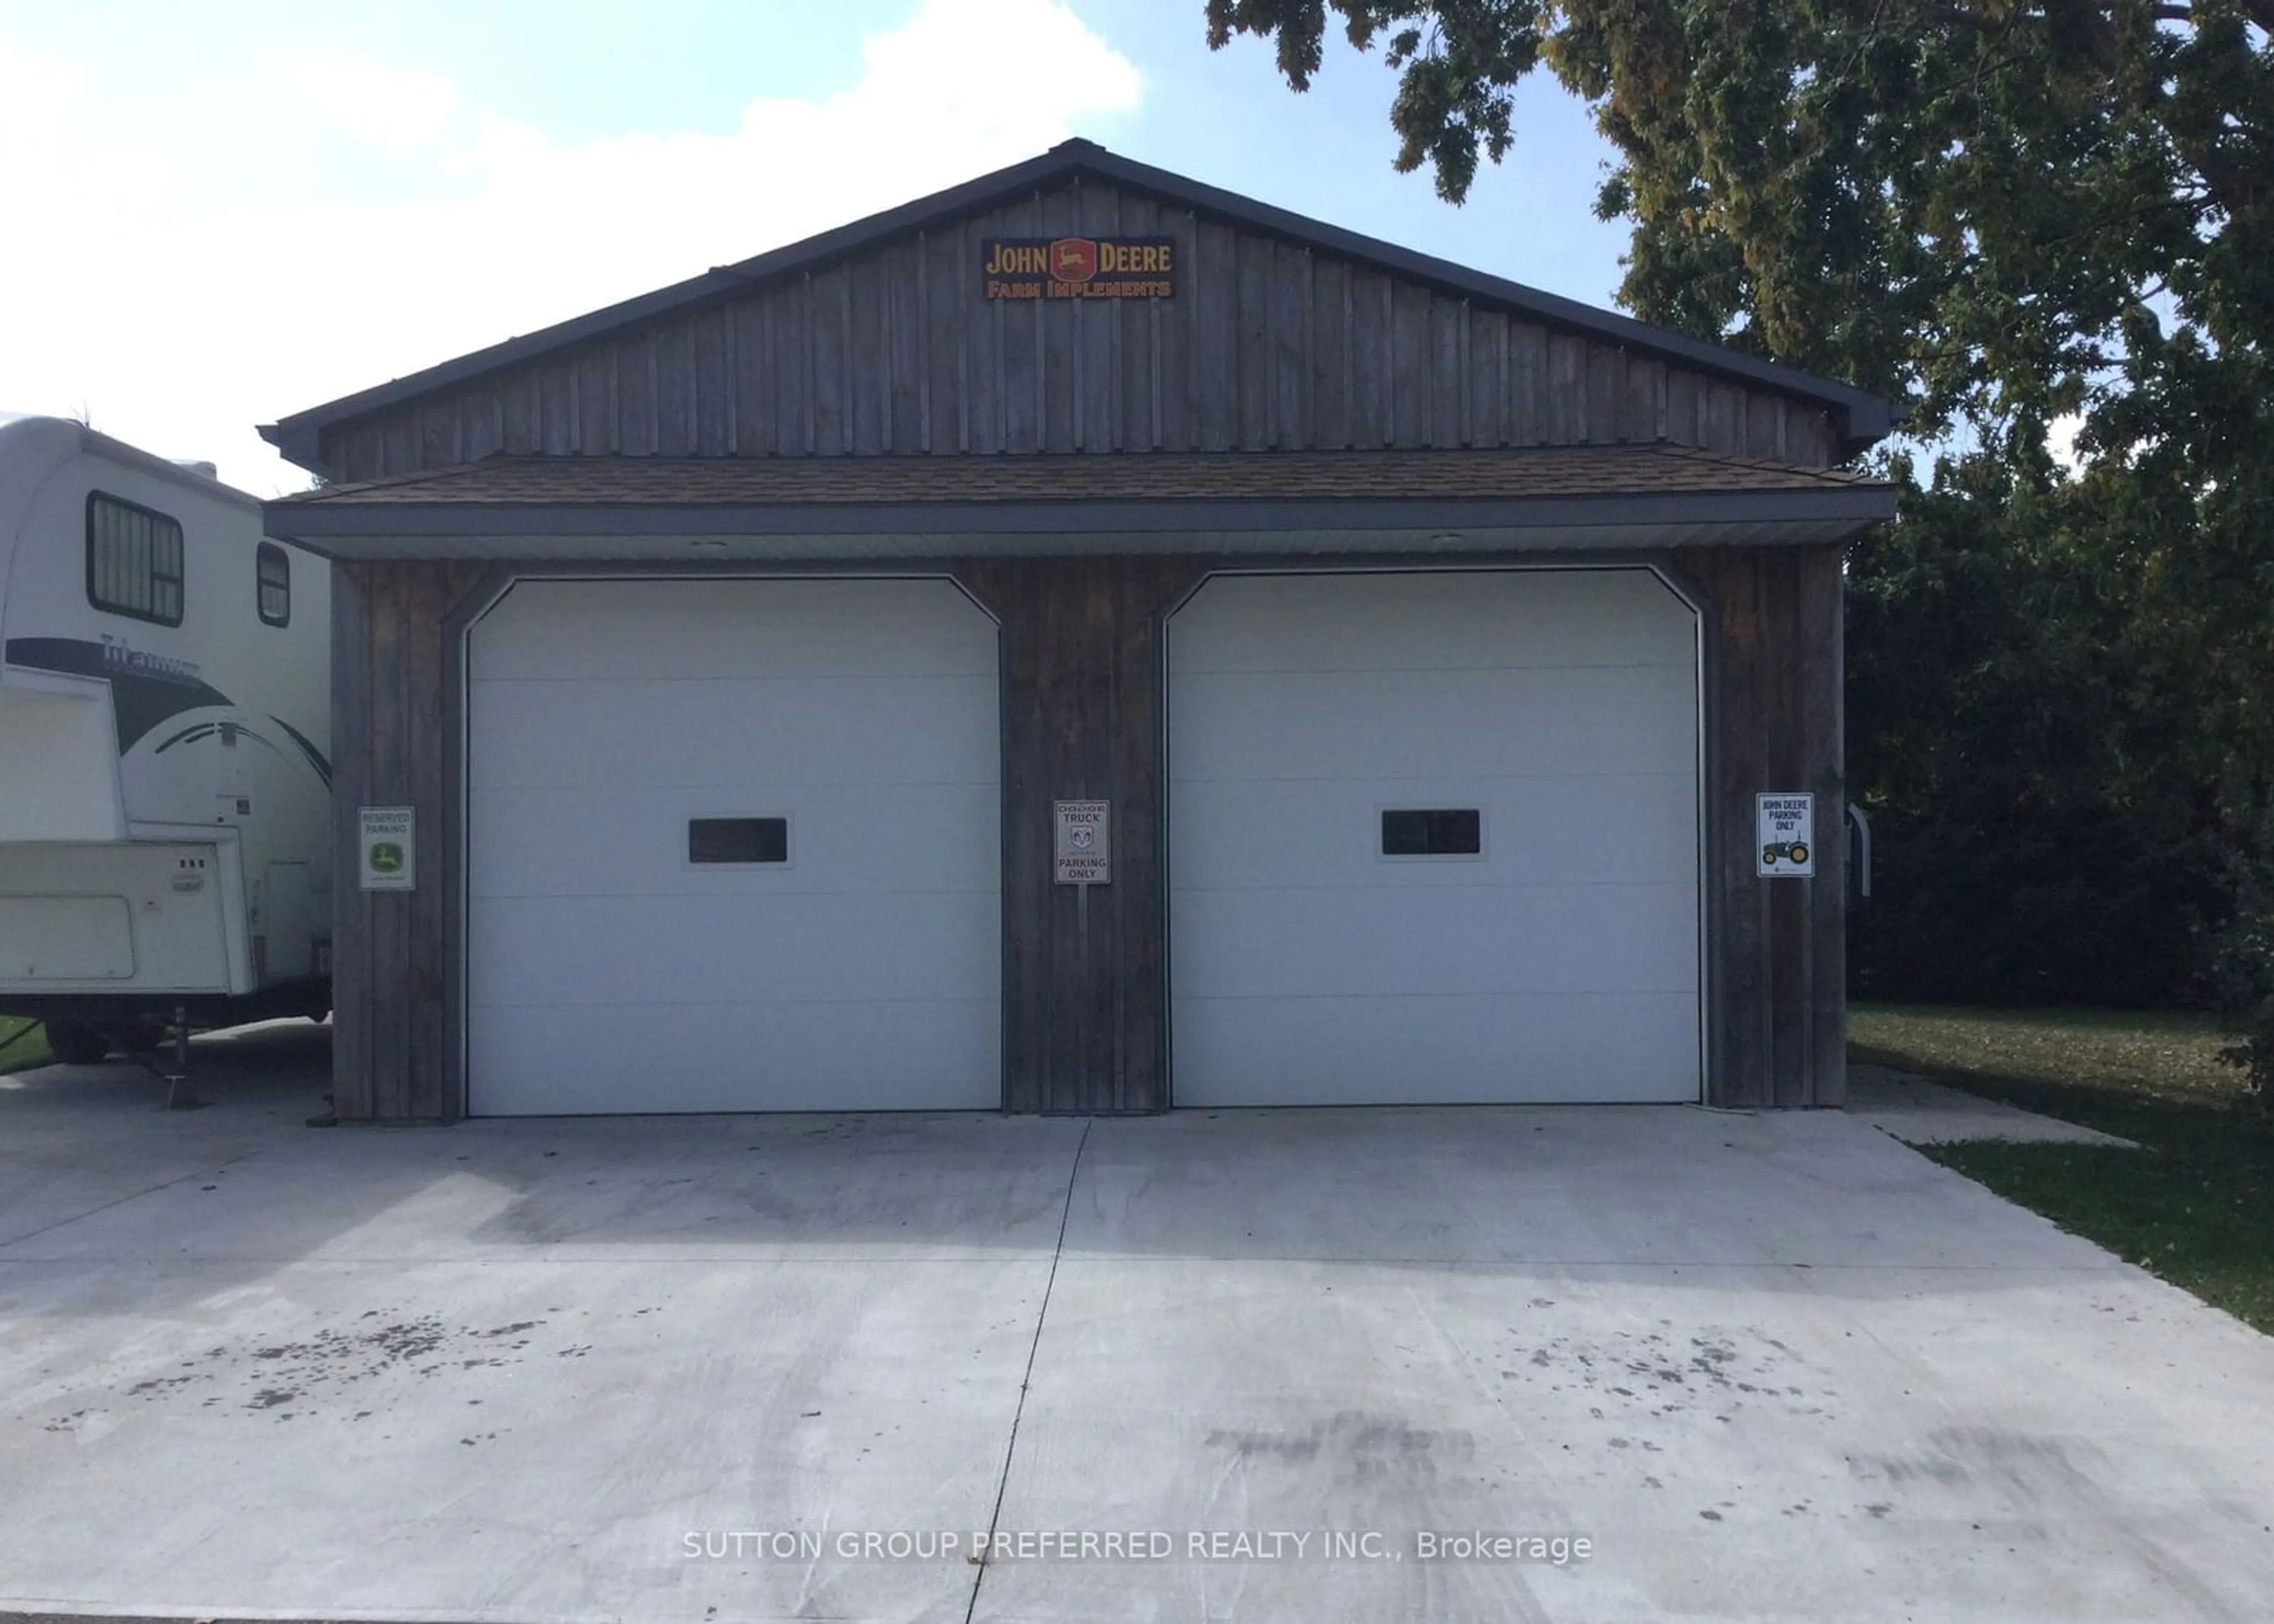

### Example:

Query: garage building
xmin=261 ymin=140 xmax=1894 ymax=1120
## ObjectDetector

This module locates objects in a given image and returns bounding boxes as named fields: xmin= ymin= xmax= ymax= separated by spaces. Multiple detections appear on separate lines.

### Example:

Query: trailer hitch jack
xmin=160 ymin=1004 xmax=204 ymax=1111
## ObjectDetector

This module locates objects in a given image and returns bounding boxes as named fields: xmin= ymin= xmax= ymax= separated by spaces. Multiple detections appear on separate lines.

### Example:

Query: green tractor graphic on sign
xmin=1762 ymin=840 xmax=1810 ymax=867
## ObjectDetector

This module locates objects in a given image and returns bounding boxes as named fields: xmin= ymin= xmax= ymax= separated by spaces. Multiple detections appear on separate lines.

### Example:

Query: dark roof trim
xmin=265 ymin=483 xmax=1894 ymax=546
xmin=261 ymin=141 xmax=1894 ymax=472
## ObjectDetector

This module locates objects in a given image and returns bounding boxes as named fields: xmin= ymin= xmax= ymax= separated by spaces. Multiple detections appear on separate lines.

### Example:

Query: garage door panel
xmin=468 ymin=577 xmax=1000 ymax=1115
xmin=470 ymin=675 xmax=998 ymax=792
xmin=471 ymin=578 xmax=996 ymax=681
xmin=1173 ymin=993 xmax=1700 ymax=1105
xmin=1173 ymin=666 xmax=1696 ymax=783
xmin=470 ymin=998 xmax=1000 ymax=1116
xmin=470 ymin=783 xmax=998 ymax=898
xmin=1171 ymin=775 xmax=1697 ymax=889
xmin=473 ymin=891 xmax=999 ymax=1008
xmin=1174 ymin=571 xmax=1697 ymax=674
xmin=1171 ymin=884 xmax=1698 ymax=999
xmin=1170 ymin=568 xmax=1700 ymax=1107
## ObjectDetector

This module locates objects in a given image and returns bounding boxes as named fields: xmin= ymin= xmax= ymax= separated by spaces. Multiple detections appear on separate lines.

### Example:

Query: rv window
xmin=257 ymin=542 xmax=290 ymax=627
xmin=85 ymin=493 xmax=185 ymax=627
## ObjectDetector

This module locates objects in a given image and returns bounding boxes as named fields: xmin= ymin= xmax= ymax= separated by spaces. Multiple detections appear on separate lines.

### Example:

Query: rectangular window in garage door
xmin=688 ymin=816 xmax=790 ymax=866
xmin=1379 ymin=808 xmax=1483 ymax=858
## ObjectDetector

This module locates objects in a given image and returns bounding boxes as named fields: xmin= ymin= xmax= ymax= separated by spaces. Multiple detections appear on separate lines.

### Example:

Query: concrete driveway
xmin=2 ymin=1028 xmax=2272 ymax=1623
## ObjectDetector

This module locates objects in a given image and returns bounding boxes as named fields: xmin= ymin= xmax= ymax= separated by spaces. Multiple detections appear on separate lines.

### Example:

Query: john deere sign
xmin=982 ymin=236 xmax=1176 ymax=300
xmin=1755 ymin=793 xmax=1815 ymax=879
xmin=359 ymin=805 xmax=416 ymax=892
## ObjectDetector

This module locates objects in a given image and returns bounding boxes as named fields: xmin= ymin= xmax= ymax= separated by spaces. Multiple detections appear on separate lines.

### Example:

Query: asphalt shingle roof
xmin=284 ymin=446 xmax=1886 ymax=510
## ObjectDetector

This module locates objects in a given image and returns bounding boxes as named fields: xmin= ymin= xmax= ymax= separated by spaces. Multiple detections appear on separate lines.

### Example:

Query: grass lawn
xmin=1852 ymin=1002 xmax=2273 ymax=1334
xmin=0 ymin=1015 xmax=52 ymax=1075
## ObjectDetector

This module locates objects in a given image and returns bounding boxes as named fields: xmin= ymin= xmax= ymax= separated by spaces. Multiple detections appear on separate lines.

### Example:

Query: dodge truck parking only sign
xmin=1756 ymin=793 xmax=1815 ymax=877
xmin=1054 ymin=799 xmax=1110 ymax=885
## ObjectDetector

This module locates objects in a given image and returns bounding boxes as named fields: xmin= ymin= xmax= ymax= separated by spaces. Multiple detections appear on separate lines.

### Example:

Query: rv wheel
xmin=45 ymin=1021 xmax=111 ymax=1066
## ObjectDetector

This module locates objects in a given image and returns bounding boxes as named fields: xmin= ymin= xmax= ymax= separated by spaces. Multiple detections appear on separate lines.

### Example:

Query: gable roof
xmin=261 ymin=139 xmax=1894 ymax=472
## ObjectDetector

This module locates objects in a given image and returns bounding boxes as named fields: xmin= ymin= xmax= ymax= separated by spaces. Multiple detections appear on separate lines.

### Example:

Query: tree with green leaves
xmin=1209 ymin=1 xmax=2274 ymax=1085
xmin=1206 ymin=1 xmax=2268 ymax=448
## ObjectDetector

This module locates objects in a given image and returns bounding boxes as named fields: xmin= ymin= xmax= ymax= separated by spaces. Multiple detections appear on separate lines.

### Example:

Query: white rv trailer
xmin=0 ymin=414 xmax=332 ymax=1063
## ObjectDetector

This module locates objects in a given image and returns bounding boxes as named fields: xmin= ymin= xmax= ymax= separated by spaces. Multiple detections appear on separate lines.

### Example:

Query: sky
xmin=0 ymin=0 xmax=1630 ymax=495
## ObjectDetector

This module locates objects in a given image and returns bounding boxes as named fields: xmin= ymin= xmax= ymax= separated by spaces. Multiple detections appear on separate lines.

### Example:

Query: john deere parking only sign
xmin=359 ymin=806 xmax=416 ymax=892
xmin=1756 ymin=793 xmax=1814 ymax=878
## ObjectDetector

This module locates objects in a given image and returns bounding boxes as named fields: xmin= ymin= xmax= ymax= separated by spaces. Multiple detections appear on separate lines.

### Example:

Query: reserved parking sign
xmin=359 ymin=806 xmax=416 ymax=891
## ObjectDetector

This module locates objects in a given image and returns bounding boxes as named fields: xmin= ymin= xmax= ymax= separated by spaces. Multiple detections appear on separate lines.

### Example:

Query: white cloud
xmin=0 ymin=34 xmax=79 ymax=144
xmin=289 ymin=56 xmax=465 ymax=156
xmin=0 ymin=0 xmax=1142 ymax=495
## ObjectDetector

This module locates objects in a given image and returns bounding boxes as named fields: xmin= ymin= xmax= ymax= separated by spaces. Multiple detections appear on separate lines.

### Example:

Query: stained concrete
xmin=1846 ymin=1062 xmax=2140 ymax=1146
xmin=2 ymin=1030 xmax=2270 ymax=1623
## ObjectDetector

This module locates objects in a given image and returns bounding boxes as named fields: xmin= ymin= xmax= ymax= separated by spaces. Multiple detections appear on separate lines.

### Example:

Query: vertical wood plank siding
xmin=955 ymin=555 xmax=1202 ymax=1113
xmin=326 ymin=566 xmax=373 ymax=1118
xmin=328 ymin=559 xmax=492 ymax=1121
xmin=335 ymin=555 xmax=1197 ymax=1119
xmin=319 ymin=181 xmax=1848 ymax=481
xmin=1672 ymin=543 xmax=1848 ymax=1108
xmin=327 ymin=546 xmax=1845 ymax=1120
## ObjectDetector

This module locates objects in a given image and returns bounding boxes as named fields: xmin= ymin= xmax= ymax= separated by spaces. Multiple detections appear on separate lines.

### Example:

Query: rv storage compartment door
xmin=0 ymin=896 xmax=134 ymax=980
xmin=0 ymin=667 xmax=127 ymax=842
xmin=0 ymin=841 xmax=235 ymax=995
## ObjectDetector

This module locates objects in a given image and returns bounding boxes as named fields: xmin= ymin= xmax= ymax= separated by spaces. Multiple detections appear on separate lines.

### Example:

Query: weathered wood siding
xmin=1672 ymin=543 xmax=1846 ymax=1107
xmin=329 ymin=559 xmax=490 ymax=1122
xmin=319 ymin=179 xmax=1838 ymax=481
xmin=332 ymin=555 xmax=1197 ymax=1120
xmin=955 ymin=555 xmax=1202 ymax=1113
xmin=330 ymin=548 xmax=1843 ymax=1120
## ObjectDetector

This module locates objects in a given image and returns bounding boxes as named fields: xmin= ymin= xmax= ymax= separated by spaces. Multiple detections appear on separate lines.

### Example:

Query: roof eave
xmin=264 ymin=484 xmax=1896 ymax=559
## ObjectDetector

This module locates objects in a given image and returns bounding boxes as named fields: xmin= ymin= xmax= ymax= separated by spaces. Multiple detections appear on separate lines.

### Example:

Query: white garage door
xmin=467 ymin=577 xmax=1000 ymax=1115
xmin=1170 ymin=569 xmax=1700 ymax=1106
